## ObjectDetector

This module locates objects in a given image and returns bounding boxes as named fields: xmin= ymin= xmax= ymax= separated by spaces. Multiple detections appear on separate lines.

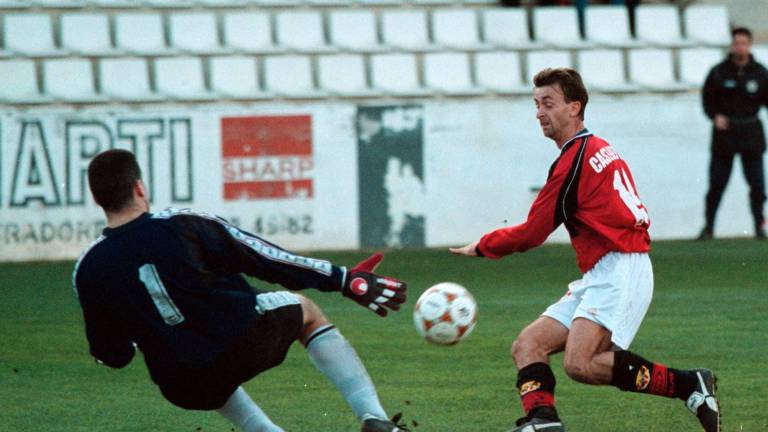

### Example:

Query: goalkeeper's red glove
xmin=342 ymin=253 xmax=407 ymax=317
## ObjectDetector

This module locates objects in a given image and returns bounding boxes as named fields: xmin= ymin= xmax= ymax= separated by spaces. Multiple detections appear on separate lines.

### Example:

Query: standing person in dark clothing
xmin=700 ymin=27 xmax=768 ymax=240
xmin=73 ymin=149 xmax=408 ymax=432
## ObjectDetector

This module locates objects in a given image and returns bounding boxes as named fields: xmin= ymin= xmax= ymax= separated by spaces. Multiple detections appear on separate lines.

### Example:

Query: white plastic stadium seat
xmin=357 ymin=0 xmax=402 ymax=5
xmin=197 ymin=0 xmax=247 ymax=5
xmin=684 ymin=5 xmax=730 ymax=47
xmin=371 ymin=53 xmax=426 ymax=95
xmin=381 ymin=10 xmax=434 ymax=51
xmin=43 ymin=59 xmax=105 ymax=102
xmin=223 ymin=12 xmax=276 ymax=53
xmin=210 ymin=56 xmax=266 ymax=99
xmin=329 ymin=10 xmax=381 ymax=52
xmin=317 ymin=54 xmax=375 ymax=96
xmin=424 ymin=52 xmax=480 ymax=95
xmin=170 ymin=12 xmax=226 ymax=54
xmin=475 ymin=51 xmax=528 ymax=94
xmin=4 ymin=13 xmax=64 ymax=56
xmin=143 ymin=0 xmax=197 ymax=7
xmin=525 ymin=50 xmax=572 ymax=83
xmin=253 ymin=0 xmax=303 ymax=6
xmin=0 ymin=0 xmax=28 ymax=8
xmin=61 ymin=13 xmax=118 ymax=56
xmin=87 ymin=0 xmax=136 ymax=6
xmin=0 ymin=60 xmax=50 ymax=103
xmin=116 ymin=13 xmax=174 ymax=55
xmin=635 ymin=5 xmax=692 ymax=47
xmin=584 ymin=5 xmax=639 ymax=48
xmin=678 ymin=48 xmax=724 ymax=87
xmin=464 ymin=0 xmax=497 ymax=5
xmin=432 ymin=9 xmax=488 ymax=50
xmin=264 ymin=55 xmax=321 ymax=98
xmin=31 ymin=0 xmax=85 ymax=7
xmin=308 ymin=0 xmax=354 ymax=6
xmin=628 ymin=48 xmax=687 ymax=91
xmin=533 ymin=7 xmax=591 ymax=49
xmin=99 ymin=58 xmax=161 ymax=101
xmin=155 ymin=57 xmax=214 ymax=100
xmin=481 ymin=8 xmax=541 ymax=50
xmin=577 ymin=49 xmax=638 ymax=93
xmin=275 ymin=11 xmax=331 ymax=52
xmin=412 ymin=0 xmax=451 ymax=5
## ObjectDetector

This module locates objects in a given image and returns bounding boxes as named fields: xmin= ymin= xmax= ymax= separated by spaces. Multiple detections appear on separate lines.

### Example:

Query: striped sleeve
xmin=168 ymin=209 xmax=346 ymax=292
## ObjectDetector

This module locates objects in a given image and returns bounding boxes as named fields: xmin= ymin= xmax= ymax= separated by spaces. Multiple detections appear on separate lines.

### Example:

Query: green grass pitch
xmin=1 ymin=240 xmax=766 ymax=431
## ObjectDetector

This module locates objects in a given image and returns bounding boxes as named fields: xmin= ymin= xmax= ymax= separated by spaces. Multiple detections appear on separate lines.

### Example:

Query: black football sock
xmin=516 ymin=362 xmax=559 ymax=420
xmin=611 ymin=350 xmax=697 ymax=400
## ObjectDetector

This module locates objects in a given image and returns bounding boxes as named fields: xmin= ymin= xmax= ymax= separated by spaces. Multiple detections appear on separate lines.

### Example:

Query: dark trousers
xmin=704 ymin=152 xmax=766 ymax=231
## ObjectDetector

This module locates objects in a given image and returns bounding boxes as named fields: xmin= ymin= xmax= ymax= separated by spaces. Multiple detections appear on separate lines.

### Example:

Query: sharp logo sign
xmin=221 ymin=115 xmax=314 ymax=201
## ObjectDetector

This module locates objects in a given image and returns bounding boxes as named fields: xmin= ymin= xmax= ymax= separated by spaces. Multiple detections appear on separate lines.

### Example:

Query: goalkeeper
xmin=73 ymin=149 xmax=408 ymax=432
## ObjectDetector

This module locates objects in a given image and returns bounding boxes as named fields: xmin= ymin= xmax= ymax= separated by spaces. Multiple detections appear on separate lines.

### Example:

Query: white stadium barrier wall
xmin=0 ymin=96 xmax=764 ymax=262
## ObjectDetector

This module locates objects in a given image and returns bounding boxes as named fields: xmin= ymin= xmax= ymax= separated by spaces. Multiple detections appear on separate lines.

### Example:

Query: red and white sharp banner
xmin=221 ymin=115 xmax=314 ymax=200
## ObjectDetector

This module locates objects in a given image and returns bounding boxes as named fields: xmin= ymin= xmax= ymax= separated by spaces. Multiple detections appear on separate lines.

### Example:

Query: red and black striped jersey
xmin=477 ymin=129 xmax=651 ymax=273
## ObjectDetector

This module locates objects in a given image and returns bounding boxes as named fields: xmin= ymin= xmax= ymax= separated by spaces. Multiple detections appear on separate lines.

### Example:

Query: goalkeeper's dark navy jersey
xmin=72 ymin=208 xmax=346 ymax=373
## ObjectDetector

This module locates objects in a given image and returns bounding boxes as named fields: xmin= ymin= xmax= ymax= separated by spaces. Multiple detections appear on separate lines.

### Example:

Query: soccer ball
xmin=413 ymin=282 xmax=478 ymax=346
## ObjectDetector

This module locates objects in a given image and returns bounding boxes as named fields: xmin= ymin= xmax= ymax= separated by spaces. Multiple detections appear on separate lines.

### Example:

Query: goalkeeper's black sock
xmin=611 ymin=350 xmax=697 ymax=400
xmin=516 ymin=362 xmax=559 ymax=420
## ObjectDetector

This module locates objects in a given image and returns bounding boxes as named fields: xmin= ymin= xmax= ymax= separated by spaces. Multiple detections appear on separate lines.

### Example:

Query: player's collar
xmin=102 ymin=212 xmax=151 ymax=237
xmin=560 ymin=128 xmax=592 ymax=153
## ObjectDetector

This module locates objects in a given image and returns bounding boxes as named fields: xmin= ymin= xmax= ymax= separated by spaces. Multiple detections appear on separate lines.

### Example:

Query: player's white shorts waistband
xmin=542 ymin=251 xmax=653 ymax=350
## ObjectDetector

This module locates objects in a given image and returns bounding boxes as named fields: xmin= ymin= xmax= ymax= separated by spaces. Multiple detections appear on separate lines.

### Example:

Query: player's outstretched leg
xmin=298 ymin=295 xmax=404 ymax=432
xmin=217 ymin=387 xmax=284 ymax=432
xmin=611 ymin=351 xmax=721 ymax=432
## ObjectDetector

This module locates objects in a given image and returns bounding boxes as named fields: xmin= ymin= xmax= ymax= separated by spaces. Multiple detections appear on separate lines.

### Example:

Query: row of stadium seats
xmin=0 ymin=5 xmax=730 ymax=58
xmin=7 ymin=47 xmax=768 ymax=104
xmin=0 ymin=0 xmax=498 ymax=7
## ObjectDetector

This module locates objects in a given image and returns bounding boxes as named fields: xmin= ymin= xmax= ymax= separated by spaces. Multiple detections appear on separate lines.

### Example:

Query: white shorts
xmin=542 ymin=252 xmax=653 ymax=350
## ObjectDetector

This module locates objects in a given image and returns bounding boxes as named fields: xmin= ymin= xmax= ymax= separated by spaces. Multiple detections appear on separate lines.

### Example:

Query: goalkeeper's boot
xmin=508 ymin=407 xmax=565 ymax=432
xmin=361 ymin=413 xmax=409 ymax=432
xmin=685 ymin=368 xmax=721 ymax=432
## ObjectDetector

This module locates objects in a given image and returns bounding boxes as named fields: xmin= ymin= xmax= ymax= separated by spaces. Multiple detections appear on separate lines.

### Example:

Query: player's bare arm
xmin=448 ymin=241 xmax=479 ymax=257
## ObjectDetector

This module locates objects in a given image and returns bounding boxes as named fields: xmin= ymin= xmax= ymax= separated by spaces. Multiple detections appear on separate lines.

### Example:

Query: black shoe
xmin=509 ymin=408 xmax=565 ymax=432
xmin=756 ymin=228 xmax=766 ymax=240
xmin=508 ymin=417 xmax=566 ymax=432
xmin=361 ymin=413 xmax=409 ymax=432
xmin=697 ymin=228 xmax=713 ymax=241
xmin=685 ymin=369 xmax=721 ymax=432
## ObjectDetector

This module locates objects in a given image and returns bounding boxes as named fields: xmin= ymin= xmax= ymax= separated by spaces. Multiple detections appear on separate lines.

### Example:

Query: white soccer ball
xmin=413 ymin=282 xmax=478 ymax=346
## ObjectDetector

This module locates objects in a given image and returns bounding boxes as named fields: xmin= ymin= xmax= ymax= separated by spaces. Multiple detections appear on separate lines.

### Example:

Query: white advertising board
xmin=0 ymin=105 xmax=359 ymax=262
xmin=0 ymin=96 xmax=762 ymax=262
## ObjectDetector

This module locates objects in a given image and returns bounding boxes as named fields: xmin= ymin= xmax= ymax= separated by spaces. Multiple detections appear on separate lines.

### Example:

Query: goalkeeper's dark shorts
xmin=157 ymin=291 xmax=304 ymax=410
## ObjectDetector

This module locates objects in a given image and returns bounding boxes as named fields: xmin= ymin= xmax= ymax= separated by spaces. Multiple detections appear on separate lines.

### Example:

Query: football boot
xmin=686 ymin=368 xmax=721 ymax=432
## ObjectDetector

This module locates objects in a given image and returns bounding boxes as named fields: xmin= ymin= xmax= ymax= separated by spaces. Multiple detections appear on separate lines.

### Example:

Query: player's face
xmin=534 ymin=84 xmax=579 ymax=143
xmin=730 ymin=34 xmax=752 ymax=60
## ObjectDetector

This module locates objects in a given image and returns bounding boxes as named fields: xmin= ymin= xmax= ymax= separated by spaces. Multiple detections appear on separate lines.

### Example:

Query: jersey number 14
xmin=613 ymin=168 xmax=650 ymax=227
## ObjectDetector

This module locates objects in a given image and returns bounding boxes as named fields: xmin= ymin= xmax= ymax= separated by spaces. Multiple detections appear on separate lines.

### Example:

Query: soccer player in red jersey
xmin=450 ymin=68 xmax=720 ymax=432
